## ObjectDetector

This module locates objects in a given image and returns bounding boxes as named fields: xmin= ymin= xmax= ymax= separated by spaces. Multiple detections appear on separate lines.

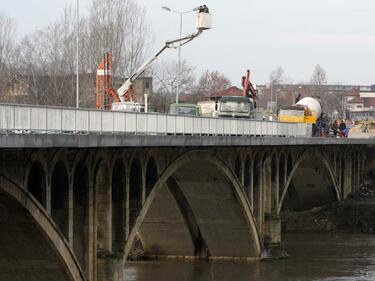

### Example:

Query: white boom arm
xmin=116 ymin=30 xmax=203 ymax=101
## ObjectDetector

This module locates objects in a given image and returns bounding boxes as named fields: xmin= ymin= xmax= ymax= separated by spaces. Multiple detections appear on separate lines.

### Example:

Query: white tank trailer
xmin=296 ymin=97 xmax=322 ymax=118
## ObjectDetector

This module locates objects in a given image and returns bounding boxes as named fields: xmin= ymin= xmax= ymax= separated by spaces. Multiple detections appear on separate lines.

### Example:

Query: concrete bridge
xmin=0 ymin=104 xmax=374 ymax=281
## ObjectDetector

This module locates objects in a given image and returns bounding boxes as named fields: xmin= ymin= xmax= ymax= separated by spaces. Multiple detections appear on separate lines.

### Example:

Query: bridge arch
xmin=0 ymin=173 xmax=85 ymax=281
xmin=278 ymin=150 xmax=340 ymax=214
xmin=124 ymin=150 xmax=261 ymax=260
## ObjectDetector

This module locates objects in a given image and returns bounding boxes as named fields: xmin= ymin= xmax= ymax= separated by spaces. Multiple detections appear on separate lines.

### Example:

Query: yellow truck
xmin=278 ymin=97 xmax=321 ymax=124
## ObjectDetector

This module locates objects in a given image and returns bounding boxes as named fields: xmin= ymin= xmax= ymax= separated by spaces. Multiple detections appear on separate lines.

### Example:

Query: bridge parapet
xmin=0 ymin=103 xmax=310 ymax=137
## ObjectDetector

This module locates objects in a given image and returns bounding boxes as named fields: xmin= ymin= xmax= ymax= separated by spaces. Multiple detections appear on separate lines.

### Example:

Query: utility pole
xmin=76 ymin=0 xmax=79 ymax=108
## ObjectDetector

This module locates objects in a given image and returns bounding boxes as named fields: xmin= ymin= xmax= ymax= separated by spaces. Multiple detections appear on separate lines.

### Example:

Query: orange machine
xmin=96 ymin=52 xmax=135 ymax=110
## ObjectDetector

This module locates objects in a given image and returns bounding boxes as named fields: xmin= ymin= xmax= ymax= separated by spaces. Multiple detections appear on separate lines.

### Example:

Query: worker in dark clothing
xmin=199 ymin=4 xmax=209 ymax=13
xmin=295 ymin=93 xmax=301 ymax=103
xmin=339 ymin=119 xmax=349 ymax=138
xmin=331 ymin=119 xmax=339 ymax=137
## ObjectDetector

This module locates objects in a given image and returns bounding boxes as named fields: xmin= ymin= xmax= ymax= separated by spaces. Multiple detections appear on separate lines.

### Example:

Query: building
xmin=1 ymin=74 xmax=152 ymax=108
xmin=341 ymin=88 xmax=375 ymax=120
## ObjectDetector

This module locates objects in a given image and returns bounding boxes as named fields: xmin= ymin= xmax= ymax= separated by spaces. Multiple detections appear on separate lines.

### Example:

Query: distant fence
xmin=0 ymin=104 xmax=311 ymax=137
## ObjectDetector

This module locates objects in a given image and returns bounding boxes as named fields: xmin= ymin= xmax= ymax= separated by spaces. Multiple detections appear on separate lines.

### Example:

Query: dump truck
xmin=213 ymin=70 xmax=257 ymax=119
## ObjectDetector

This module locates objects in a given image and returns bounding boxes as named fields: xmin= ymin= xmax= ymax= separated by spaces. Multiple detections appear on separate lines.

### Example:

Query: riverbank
xmin=282 ymin=169 xmax=375 ymax=234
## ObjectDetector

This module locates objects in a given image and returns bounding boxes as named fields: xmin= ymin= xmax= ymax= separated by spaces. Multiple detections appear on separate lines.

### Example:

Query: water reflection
xmin=125 ymin=233 xmax=375 ymax=281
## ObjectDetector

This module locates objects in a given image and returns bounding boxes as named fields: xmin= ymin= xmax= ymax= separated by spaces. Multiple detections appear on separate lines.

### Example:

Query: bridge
xmin=0 ymin=103 xmax=374 ymax=281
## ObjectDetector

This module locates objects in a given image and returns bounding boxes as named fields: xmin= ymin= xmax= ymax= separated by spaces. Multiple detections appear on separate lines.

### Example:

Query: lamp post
xmin=76 ymin=0 xmax=79 ymax=108
xmin=162 ymin=6 xmax=200 ymax=104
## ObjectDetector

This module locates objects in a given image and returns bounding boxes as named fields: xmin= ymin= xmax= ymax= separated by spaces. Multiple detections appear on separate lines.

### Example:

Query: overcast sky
xmin=1 ymin=0 xmax=374 ymax=86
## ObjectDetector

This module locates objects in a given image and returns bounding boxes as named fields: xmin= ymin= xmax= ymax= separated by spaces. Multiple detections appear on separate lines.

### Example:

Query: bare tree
xmin=0 ymin=15 xmax=17 ymax=95
xmin=151 ymin=60 xmax=195 ymax=110
xmin=194 ymin=70 xmax=231 ymax=101
xmin=269 ymin=66 xmax=284 ymax=84
xmin=17 ymin=6 xmax=77 ymax=106
xmin=310 ymin=64 xmax=327 ymax=85
xmin=82 ymin=0 xmax=152 ymax=77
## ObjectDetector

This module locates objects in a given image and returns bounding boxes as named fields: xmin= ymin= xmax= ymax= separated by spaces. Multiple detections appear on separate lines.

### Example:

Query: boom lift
xmin=96 ymin=10 xmax=213 ymax=111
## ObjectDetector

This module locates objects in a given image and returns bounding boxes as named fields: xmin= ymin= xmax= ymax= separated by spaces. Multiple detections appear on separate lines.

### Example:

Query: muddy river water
xmin=124 ymin=233 xmax=375 ymax=281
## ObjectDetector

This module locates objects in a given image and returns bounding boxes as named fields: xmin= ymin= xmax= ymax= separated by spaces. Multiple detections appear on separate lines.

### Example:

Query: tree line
xmin=0 ymin=0 xmax=231 ymax=109
xmin=0 ymin=1 xmax=341 ymax=114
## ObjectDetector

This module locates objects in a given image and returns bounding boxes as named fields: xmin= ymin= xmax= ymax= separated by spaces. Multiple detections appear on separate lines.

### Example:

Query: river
xmin=124 ymin=233 xmax=375 ymax=281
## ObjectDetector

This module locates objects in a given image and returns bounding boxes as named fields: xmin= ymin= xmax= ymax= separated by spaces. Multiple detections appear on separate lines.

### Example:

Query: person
xmin=331 ymin=119 xmax=339 ymax=137
xmin=198 ymin=5 xmax=209 ymax=13
xmin=295 ymin=93 xmax=301 ymax=103
xmin=339 ymin=119 xmax=349 ymax=138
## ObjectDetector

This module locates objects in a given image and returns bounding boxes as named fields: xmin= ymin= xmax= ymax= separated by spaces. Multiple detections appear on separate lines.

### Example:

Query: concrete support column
xmin=89 ymin=179 xmax=95 ymax=281
xmin=343 ymin=155 xmax=352 ymax=198
xmin=263 ymin=214 xmax=281 ymax=245
xmin=274 ymin=161 xmax=280 ymax=214
xmin=68 ymin=178 xmax=74 ymax=247
xmin=261 ymin=215 xmax=288 ymax=259
xmin=240 ymin=159 xmax=245 ymax=188
xmin=96 ymin=256 xmax=124 ymax=281
xmin=141 ymin=167 xmax=146 ymax=205
xmin=249 ymin=162 xmax=254 ymax=211
xmin=125 ymin=170 xmax=130 ymax=240
xmin=46 ymin=174 xmax=51 ymax=215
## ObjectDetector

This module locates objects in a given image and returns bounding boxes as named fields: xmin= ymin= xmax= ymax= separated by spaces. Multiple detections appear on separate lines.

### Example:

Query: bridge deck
xmin=0 ymin=134 xmax=373 ymax=148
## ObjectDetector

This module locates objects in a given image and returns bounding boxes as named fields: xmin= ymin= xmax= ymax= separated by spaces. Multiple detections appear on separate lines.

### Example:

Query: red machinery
xmin=241 ymin=69 xmax=257 ymax=99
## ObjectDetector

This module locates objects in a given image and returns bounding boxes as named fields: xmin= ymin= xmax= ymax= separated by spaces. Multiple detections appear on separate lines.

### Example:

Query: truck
xmin=96 ymin=10 xmax=213 ymax=112
xmin=278 ymin=97 xmax=321 ymax=124
xmin=168 ymin=103 xmax=202 ymax=116
xmin=214 ymin=96 xmax=255 ymax=118
xmin=213 ymin=70 xmax=257 ymax=118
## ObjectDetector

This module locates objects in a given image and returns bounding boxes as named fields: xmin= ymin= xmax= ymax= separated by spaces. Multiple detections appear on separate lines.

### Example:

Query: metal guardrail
xmin=0 ymin=103 xmax=311 ymax=137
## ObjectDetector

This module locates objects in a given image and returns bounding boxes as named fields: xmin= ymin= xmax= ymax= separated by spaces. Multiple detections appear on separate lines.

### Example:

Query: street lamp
xmin=76 ymin=0 xmax=79 ymax=108
xmin=162 ymin=5 xmax=200 ymax=104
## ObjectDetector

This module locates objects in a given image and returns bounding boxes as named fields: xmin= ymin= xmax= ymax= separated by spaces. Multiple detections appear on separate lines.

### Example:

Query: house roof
xmin=347 ymin=96 xmax=364 ymax=103
xmin=341 ymin=88 xmax=360 ymax=97
xmin=210 ymin=86 xmax=243 ymax=98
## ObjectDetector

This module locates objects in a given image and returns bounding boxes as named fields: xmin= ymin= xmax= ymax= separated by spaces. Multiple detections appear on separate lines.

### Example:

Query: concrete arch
xmin=0 ymin=172 xmax=85 ymax=281
xmin=278 ymin=150 xmax=340 ymax=214
xmin=124 ymin=150 xmax=261 ymax=260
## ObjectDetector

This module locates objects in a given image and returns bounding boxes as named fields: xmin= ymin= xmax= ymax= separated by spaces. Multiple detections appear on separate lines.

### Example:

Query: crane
xmin=96 ymin=10 xmax=213 ymax=111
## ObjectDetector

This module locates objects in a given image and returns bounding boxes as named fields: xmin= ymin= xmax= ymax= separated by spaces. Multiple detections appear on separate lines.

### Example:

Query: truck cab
xmin=168 ymin=103 xmax=202 ymax=116
xmin=215 ymin=96 xmax=255 ymax=118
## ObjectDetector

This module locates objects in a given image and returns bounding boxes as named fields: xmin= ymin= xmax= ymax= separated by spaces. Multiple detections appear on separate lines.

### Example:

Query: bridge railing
xmin=0 ymin=103 xmax=311 ymax=137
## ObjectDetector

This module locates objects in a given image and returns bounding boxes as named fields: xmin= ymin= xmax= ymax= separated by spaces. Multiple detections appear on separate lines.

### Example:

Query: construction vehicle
xmin=168 ymin=103 xmax=202 ymax=116
xmin=278 ymin=97 xmax=321 ymax=124
xmin=213 ymin=70 xmax=257 ymax=118
xmin=96 ymin=10 xmax=213 ymax=111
